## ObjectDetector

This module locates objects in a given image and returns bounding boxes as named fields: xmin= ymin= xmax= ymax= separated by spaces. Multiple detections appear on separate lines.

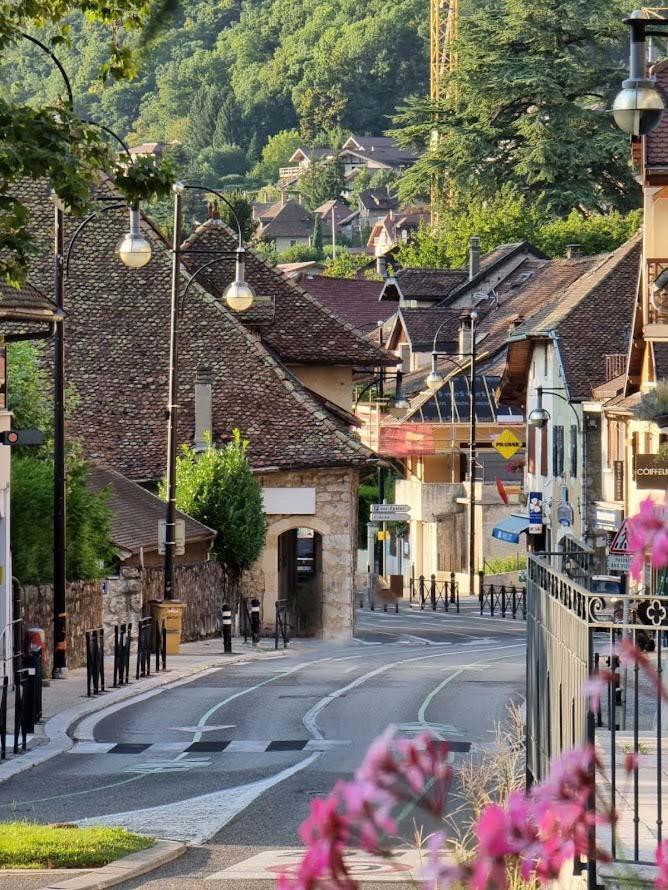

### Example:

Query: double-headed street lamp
xmin=613 ymin=10 xmax=668 ymax=137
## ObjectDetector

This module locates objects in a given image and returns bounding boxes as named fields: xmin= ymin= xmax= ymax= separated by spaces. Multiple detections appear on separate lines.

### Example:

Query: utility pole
xmin=468 ymin=311 xmax=478 ymax=598
xmin=331 ymin=205 xmax=337 ymax=259
xmin=377 ymin=323 xmax=385 ymax=576
xmin=52 ymin=199 xmax=67 ymax=678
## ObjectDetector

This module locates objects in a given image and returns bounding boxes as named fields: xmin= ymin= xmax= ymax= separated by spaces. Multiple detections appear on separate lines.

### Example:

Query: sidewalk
xmin=1 ymin=635 xmax=289 ymax=781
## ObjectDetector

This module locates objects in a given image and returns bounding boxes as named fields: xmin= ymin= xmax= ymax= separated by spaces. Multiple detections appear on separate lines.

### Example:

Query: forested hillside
xmin=1 ymin=0 xmax=427 ymax=186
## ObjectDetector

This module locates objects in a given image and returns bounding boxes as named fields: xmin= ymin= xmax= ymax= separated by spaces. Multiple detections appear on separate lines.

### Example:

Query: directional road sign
xmin=158 ymin=518 xmax=186 ymax=556
xmin=492 ymin=429 xmax=522 ymax=460
xmin=370 ymin=504 xmax=411 ymax=522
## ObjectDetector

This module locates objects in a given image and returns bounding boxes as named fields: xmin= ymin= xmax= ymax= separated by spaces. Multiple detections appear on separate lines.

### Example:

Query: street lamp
xmin=613 ymin=10 xmax=667 ymax=136
xmin=117 ymin=207 xmax=152 ymax=269
xmin=162 ymin=182 xmax=255 ymax=603
xmin=528 ymin=387 xmax=551 ymax=428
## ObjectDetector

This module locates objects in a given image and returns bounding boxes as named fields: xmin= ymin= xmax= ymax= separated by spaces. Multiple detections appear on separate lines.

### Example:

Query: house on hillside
xmin=357 ymin=188 xmax=399 ymax=227
xmin=254 ymin=199 xmax=315 ymax=252
xmin=314 ymin=199 xmax=360 ymax=245
xmin=278 ymin=147 xmax=335 ymax=187
xmin=339 ymin=136 xmax=418 ymax=182
xmin=19 ymin=179 xmax=396 ymax=640
xmin=367 ymin=209 xmax=431 ymax=257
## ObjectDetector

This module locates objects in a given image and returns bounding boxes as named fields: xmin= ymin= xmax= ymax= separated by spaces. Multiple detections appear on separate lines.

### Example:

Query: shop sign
xmin=595 ymin=505 xmax=624 ymax=532
xmin=528 ymin=491 xmax=543 ymax=535
xmin=613 ymin=460 xmax=624 ymax=501
xmin=633 ymin=454 xmax=668 ymax=490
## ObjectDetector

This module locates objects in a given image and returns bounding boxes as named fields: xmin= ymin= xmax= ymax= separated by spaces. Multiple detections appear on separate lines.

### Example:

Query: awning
xmin=491 ymin=514 xmax=530 ymax=544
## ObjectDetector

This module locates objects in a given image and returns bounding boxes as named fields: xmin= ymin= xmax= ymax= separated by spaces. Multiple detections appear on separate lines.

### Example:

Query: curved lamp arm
xmin=20 ymin=32 xmax=73 ymax=108
xmin=64 ymin=202 xmax=126 ymax=275
xmin=181 ymin=184 xmax=245 ymax=247
xmin=536 ymin=386 xmax=582 ymax=433
xmin=179 ymin=254 xmax=239 ymax=315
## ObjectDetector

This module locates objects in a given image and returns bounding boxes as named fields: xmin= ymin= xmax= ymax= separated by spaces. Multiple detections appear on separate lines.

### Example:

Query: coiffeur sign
xmin=634 ymin=454 xmax=668 ymax=490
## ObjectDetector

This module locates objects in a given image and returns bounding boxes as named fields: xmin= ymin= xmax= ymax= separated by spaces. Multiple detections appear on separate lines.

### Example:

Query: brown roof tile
xmin=182 ymin=219 xmax=395 ymax=366
xmin=382 ymin=268 xmax=468 ymax=302
xmin=646 ymin=60 xmax=668 ymax=168
xmin=299 ymin=276 xmax=393 ymax=329
xmin=87 ymin=464 xmax=215 ymax=553
xmin=16 ymin=179 xmax=377 ymax=479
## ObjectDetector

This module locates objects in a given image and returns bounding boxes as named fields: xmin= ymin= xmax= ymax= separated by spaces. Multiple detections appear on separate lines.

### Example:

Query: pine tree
xmin=392 ymin=0 xmax=636 ymax=215
xmin=312 ymin=213 xmax=324 ymax=259
xmin=187 ymin=86 xmax=219 ymax=154
xmin=213 ymin=96 xmax=244 ymax=150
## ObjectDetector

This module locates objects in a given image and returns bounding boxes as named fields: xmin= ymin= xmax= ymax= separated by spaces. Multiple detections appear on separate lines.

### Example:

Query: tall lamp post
xmin=128 ymin=183 xmax=256 ymax=603
xmin=425 ymin=310 xmax=479 ymax=596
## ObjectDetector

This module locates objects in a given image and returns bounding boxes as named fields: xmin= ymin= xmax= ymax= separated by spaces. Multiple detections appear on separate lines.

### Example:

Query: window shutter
xmin=540 ymin=425 xmax=548 ymax=476
xmin=528 ymin=424 xmax=536 ymax=474
xmin=570 ymin=425 xmax=577 ymax=477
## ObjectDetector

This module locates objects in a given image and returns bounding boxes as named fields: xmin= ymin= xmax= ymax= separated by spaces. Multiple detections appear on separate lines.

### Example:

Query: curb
xmin=37 ymin=839 xmax=185 ymax=890
xmin=0 ymin=646 xmax=286 ymax=782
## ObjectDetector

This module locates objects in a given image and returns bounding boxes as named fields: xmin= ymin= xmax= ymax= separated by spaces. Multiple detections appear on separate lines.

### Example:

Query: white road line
xmin=302 ymin=643 xmax=523 ymax=740
xmin=330 ymin=655 xmax=365 ymax=662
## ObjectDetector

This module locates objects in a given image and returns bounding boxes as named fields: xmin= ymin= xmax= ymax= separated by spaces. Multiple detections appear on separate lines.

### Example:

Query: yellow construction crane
xmin=429 ymin=0 xmax=457 ymax=218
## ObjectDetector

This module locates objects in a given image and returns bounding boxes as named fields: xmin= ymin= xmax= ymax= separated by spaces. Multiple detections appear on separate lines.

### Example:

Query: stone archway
xmin=261 ymin=516 xmax=333 ymax=635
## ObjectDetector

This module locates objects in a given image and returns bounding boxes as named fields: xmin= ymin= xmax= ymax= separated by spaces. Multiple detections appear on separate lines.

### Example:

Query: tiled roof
xmin=382 ymin=268 xmax=469 ymax=302
xmin=299 ymin=276 xmax=393 ymax=329
xmin=341 ymin=136 xmax=418 ymax=167
xmin=396 ymin=307 xmax=464 ymax=351
xmin=653 ymin=343 xmax=668 ymax=381
xmin=646 ymin=61 xmax=668 ymax=167
xmin=87 ymin=464 xmax=215 ymax=554
xmin=0 ymin=280 xmax=60 ymax=322
xmin=182 ymin=219 xmax=395 ymax=366
xmin=443 ymin=242 xmax=549 ymax=303
xmin=552 ymin=237 xmax=640 ymax=399
xmin=258 ymin=200 xmax=314 ymax=239
xmin=16 ymin=179 xmax=377 ymax=479
xmin=357 ymin=189 xmax=399 ymax=212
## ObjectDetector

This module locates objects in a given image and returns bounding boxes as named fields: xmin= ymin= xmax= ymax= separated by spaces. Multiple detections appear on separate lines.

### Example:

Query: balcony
xmin=278 ymin=166 xmax=303 ymax=180
xmin=643 ymin=258 xmax=668 ymax=341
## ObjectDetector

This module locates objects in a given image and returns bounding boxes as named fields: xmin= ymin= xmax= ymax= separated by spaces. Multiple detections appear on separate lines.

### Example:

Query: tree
xmin=216 ymin=192 xmax=257 ymax=242
xmin=195 ymin=145 xmax=249 ymax=180
xmin=251 ymin=129 xmax=302 ymax=184
xmin=187 ymin=86 xmax=219 ymax=154
xmin=298 ymin=158 xmax=345 ymax=210
xmin=312 ymin=214 xmax=324 ymax=260
xmin=322 ymin=250 xmax=369 ymax=278
xmin=0 ymin=0 xmax=175 ymax=286
xmin=168 ymin=430 xmax=266 ymax=575
xmin=535 ymin=208 xmax=642 ymax=258
xmin=213 ymin=95 xmax=245 ymax=150
xmin=391 ymin=0 xmax=636 ymax=215
xmin=295 ymin=85 xmax=348 ymax=144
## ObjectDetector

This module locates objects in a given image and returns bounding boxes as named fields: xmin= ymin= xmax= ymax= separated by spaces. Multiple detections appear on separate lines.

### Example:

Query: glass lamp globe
xmin=426 ymin=370 xmax=444 ymax=392
xmin=612 ymin=81 xmax=665 ymax=136
xmin=117 ymin=208 xmax=152 ymax=269
xmin=224 ymin=247 xmax=255 ymax=312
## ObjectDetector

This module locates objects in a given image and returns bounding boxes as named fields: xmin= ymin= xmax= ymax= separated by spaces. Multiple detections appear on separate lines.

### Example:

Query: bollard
xmin=419 ymin=575 xmax=425 ymax=610
xmin=450 ymin=571 xmax=456 ymax=603
xmin=222 ymin=603 xmax=233 ymax=654
xmin=430 ymin=574 xmax=437 ymax=611
xmin=250 ymin=598 xmax=261 ymax=645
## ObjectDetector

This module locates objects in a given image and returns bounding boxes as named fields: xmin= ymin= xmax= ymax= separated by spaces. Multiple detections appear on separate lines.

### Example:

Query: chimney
xmin=469 ymin=236 xmax=481 ymax=280
xmin=565 ymin=244 xmax=582 ymax=259
xmin=194 ymin=363 xmax=212 ymax=451
xmin=377 ymin=255 xmax=388 ymax=278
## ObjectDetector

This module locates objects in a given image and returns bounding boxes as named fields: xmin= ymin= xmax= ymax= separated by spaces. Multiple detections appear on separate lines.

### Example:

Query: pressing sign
xmin=492 ymin=429 xmax=522 ymax=460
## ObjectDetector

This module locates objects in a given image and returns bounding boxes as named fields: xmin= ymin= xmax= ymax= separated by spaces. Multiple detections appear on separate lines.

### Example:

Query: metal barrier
xmin=154 ymin=619 xmax=167 ymax=673
xmin=113 ymin=623 xmax=132 ymax=687
xmin=136 ymin=617 xmax=152 ymax=679
xmin=527 ymin=555 xmax=668 ymax=886
xmin=409 ymin=574 xmax=459 ymax=613
xmin=275 ymin=599 xmax=290 ymax=649
xmin=240 ymin=598 xmax=253 ymax=643
xmin=85 ymin=627 xmax=105 ymax=696
xmin=479 ymin=583 xmax=526 ymax=619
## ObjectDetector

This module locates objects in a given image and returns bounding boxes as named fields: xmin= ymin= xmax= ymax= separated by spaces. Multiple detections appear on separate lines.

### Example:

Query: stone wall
xmin=102 ymin=568 xmax=142 ymax=653
xmin=141 ymin=561 xmax=234 ymax=641
xmin=250 ymin=466 xmax=359 ymax=639
xmin=20 ymin=580 xmax=103 ymax=670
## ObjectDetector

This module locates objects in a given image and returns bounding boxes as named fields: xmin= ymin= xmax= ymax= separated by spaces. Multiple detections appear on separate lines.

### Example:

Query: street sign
xmin=492 ymin=429 xmax=522 ymax=460
xmin=158 ymin=519 xmax=186 ymax=556
xmin=607 ymin=519 xmax=633 ymax=572
xmin=370 ymin=504 xmax=410 ymax=521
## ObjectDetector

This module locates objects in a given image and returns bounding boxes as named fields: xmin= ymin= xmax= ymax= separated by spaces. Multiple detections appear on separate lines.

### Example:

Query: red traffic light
xmin=0 ymin=431 xmax=19 ymax=445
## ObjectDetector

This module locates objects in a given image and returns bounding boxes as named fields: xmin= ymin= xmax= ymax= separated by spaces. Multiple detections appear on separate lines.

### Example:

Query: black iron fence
xmin=275 ymin=599 xmax=290 ymax=649
xmin=408 ymin=574 xmax=460 ymax=613
xmin=479 ymin=583 xmax=526 ymax=619
xmin=83 ymin=618 xmax=167 ymax=698
xmin=526 ymin=555 xmax=668 ymax=886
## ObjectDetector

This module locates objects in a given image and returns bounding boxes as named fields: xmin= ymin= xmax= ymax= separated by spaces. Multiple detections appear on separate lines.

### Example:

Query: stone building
xmin=18 ymin=180 xmax=393 ymax=639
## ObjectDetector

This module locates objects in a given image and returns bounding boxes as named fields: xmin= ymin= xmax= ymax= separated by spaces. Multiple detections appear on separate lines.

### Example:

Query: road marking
xmin=67 ymin=739 xmax=350 ymax=755
xmin=302 ymin=643 xmax=523 ymax=740
xmin=170 ymin=724 xmax=236 ymax=733
xmin=205 ymin=848 xmax=426 ymax=883
xmin=76 ymin=753 xmax=321 ymax=843
xmin=126 ymin=759 xmax=212 ymax=774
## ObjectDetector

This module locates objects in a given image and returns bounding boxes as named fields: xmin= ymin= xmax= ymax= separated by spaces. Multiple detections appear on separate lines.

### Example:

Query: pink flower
xmin=627 ymin=498 xmax=666 ymax=579
xmin=420 ymin=832 xmax=464 ymax=890
xmin=616 ymin=639 xmax=668 ymax=702
xmin=624 ymin=752 xmax=640 ymax=774
xmin=582 ymin=670 xmax=616 ymax=713
xmin=656 ymin=839 xmax=668 ymax=890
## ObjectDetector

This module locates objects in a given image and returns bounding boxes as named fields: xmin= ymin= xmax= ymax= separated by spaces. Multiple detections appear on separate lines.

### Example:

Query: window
xmin=570 ymin=425 xmax=578 ymax=477
xmin=552 ymin=425 xmax=565 ymax=477
xmin=540 ymin=425 xmax=548 ymax=476
xmin=527 ymin=424 xmax=536 ymax=474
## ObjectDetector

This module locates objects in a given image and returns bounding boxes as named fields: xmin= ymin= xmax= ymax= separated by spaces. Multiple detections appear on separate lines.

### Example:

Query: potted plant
xmin=634 ymin=381 xmax=668 ymax=431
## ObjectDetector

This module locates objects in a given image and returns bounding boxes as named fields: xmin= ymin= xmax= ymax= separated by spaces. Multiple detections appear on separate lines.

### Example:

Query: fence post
xmin=99 ymin=629 xmax=105 ymax=692
xmin=522 ymin=587 xmax=527 ymax=620
xmin=490 ymin=585 xmax=495 ymax=616
xmin=511 ymin=586 xmax=517 ymax=619
xmin=419 ymin=575 xmax=425 ymax=610
xmin=501 ymin=585 xmax=507 ymax=618
xmin=250 ymin=598 xmax=260 ymax=645
xmin=450 ymin=571 xmax=456 ymax=603
xmin=478 ymin=569 xmax=485 ymax=600
xmin=222 ymin=603 xmax=232 ymax=654
xmin=113 ymin=625 xmax=119 ymax=687
xmin=0 ymin=676 xmax=7 ymax=760
xmin=430 ymin=574 xmax=437 ymax=611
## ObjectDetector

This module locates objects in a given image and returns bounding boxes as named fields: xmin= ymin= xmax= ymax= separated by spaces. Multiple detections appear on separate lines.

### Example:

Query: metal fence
xmin=526 ymin=555 xmax=668 ymax=886
xmin=408 ymin=574 xmax=460 ymax=612
xmin=479 ymin=583 xmax=526 ymax=619
xmin=84 ymin=618 xmax=167 ymax=698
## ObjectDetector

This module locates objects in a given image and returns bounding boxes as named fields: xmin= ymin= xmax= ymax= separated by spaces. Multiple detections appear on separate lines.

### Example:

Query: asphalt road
xmin=0 ymin=603 xmax=526 ymax=889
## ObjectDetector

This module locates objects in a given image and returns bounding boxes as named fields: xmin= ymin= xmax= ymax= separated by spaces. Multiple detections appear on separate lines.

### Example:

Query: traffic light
xmin=0 ymin=428 xmax=45 ymax=446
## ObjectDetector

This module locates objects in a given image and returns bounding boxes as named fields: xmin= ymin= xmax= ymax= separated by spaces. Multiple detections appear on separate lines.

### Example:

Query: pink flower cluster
xmin=420 ymin=746 xmax=611 ymax=890
xmin=657 ymin=840 xmax=668 ymax=890
xmin=627 ymin=497 xmax=668 ymax=579
xmin=277 ymin=730 xmax=452 ymax=890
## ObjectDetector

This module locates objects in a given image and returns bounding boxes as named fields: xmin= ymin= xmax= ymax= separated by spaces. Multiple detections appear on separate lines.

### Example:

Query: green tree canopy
xmin=298 ymin=158 xmax=345 ymax=210
xmin=167 ymin=431 xmax=266 ymax=573
xmin=391 ymin=0 xmax=636 ymax=215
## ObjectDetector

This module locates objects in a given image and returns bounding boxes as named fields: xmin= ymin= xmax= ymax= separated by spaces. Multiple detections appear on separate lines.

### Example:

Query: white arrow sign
xmin=370 ymin=504 xmax=410 ymax=513
xmin=371 ymin=512 xmax=410 ymax=522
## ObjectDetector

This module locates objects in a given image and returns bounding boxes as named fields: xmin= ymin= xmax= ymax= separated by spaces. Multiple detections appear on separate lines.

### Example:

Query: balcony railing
xmin=278 ymin=166 xmax=303 ymax=180
xmin=604 ymin=353 xmax=626 ymax=382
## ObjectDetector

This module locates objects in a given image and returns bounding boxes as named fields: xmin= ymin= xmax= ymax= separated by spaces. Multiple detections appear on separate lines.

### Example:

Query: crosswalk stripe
xmin=68 ymin=738 xmax=349 ymax=755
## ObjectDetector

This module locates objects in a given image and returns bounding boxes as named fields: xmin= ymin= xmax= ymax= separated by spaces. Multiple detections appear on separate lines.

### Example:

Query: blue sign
xmin=528 ymin=491 xmax=543 ymax=535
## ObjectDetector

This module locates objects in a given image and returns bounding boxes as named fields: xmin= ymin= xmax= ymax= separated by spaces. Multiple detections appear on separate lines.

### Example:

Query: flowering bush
xmin=626 ymin=496 xmax=668 ymax=580
xmin=279 ymin=640 xmax=668 ymax=890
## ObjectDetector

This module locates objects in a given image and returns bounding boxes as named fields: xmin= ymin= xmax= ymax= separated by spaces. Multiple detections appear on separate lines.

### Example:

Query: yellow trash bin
xmin=150 ymin=600 xmax=186 ymax=655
